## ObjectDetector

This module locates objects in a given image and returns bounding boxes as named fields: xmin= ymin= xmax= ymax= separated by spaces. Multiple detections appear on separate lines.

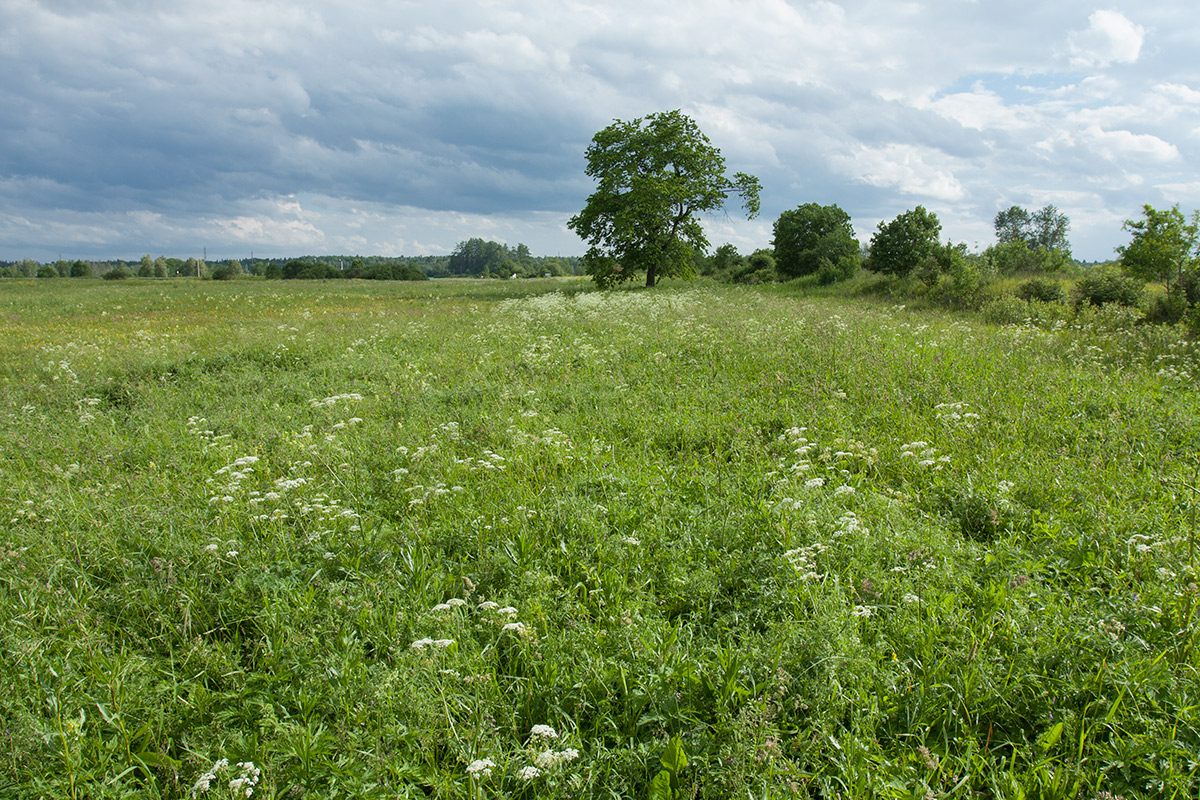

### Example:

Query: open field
xmin=2 ymin=278 xmax=1200 ymax=799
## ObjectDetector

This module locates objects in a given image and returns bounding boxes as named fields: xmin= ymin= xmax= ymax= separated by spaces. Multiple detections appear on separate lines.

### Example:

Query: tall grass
xmin=1 ymin=278 xmax=1198 ymax=798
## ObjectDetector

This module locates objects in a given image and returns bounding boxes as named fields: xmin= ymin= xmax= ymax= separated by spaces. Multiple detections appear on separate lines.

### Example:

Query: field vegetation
xmin=2 ymin=277 xmax=1199 ymax=798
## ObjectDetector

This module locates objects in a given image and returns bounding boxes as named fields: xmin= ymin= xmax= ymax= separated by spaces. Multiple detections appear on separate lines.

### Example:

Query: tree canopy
xmin=1118 ymin=204 xmax=1199 ymax=291
xmin=772 ymin=203 xmax=860 ymax=279
xmin=867 ymin=206 xmax=941 ymax=278
xmin=568 ymin=110 xmax=761 ymax=288
xmin=994 ymin=204 xmax=1071 ymax=253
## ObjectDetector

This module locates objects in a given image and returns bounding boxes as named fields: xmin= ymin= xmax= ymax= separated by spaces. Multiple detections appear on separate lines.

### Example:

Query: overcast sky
xmin=2 ymin=1 xmax=1197 ymax=262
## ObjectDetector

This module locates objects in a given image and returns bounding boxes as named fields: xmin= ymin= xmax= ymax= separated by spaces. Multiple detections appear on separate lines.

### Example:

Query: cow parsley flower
xmin=466 ymin=758 xmax=496 ymax=778
xmin=517 ymin=765 xmax=542 ymax=780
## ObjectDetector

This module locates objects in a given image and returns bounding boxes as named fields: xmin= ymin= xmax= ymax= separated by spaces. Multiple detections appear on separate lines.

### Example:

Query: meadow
xmin=1 ymin=277 xmax=1199 ymax=799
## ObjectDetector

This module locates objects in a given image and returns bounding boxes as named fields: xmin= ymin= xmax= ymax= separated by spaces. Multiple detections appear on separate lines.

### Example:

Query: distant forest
xmin=0 ymin=239 xmax=583 ymax=281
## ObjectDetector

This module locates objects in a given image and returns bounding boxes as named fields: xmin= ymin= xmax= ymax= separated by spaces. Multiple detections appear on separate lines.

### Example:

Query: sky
xmin=1 ymin=0 xmax=1198 ymax=263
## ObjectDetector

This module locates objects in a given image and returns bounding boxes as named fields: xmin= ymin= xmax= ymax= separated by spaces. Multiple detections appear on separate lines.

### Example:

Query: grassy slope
xmin=1 ymin=277 xmax=1199 ymax=798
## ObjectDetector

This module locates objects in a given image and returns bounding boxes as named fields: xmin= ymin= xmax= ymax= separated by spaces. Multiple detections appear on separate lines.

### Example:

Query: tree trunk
xmin=645 ymin=263 xmax=657 ymax=287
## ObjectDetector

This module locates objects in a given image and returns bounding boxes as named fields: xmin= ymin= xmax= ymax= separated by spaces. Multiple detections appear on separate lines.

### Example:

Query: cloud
xmin=1068 ymin=10 xmax=1145 ymax=68
xmin=1 ymin=1 xmax=1198 ymax=263
xmin=831 ymin=144 xmax=966 ymax=202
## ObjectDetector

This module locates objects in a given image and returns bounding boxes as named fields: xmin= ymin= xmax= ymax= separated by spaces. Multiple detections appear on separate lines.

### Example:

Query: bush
xmin=1015 ymin=278 xmax=1065 ymax=303
xmin=36 ymin=265 xmax=59 ymax=278
xmin=102 ymin=266 xmax=133 ymax=281
xmin=815 ymin=254 xmax=860 ymax=285
xmin=1073 ymin=271 xmax=1142 ymax=308
xmin=264 ymin=263 xmax=283 ymax=280
xmin=283 ymin=260 xmax=342 ymax=280
xmin=210 ymin=264 xmax=239 ymax=281
xmin=980 ymin=296 xmax=1028 ymax=325
xmin=1145 ymin=293 xmax=1188 ymax=325
xmin=928 ymin=251 xmax=990 ymax=309
xmin=732 ymin=249 xmax=776 ymax=285
xmin=70 ymin=260 xmax=92 ymax=278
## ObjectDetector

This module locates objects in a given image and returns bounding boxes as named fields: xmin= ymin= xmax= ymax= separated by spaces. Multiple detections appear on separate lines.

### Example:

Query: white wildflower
xmin=497 ymin=606 xmax=518 ymax=616
xmin=902 ymin=593 xmax=920 ymax=604
xmin=477 ymin=601 xmax=499 ymax=611
xmin=410 ymin=638 xmax=434 ymax=650
xmin=534 ymin=748 xmax=580 ymax=769
xmin=466 ymin=758 xmax=496 ymax=778
xmin=446 ymin=598 xmax=467 ymax=607
xmin=852 ymin=605 xmax=872 ymax=618
xmin=833 ymin=485 xmax=855 ymax=496
xmin=517 ymin=765 xmax=542 ymax=781
xmin=804 ymin=477 xmax=825 ymax=489
xmin=431 ymin=603 xmax=452 ymax=612
xmin=502 ymin=622 xmax=527 ymax=633
xmin=530 ymin=724 xmax=559 ymax=739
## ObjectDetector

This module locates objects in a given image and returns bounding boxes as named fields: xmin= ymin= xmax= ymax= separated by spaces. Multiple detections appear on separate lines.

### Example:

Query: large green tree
xmin=568 ymin=110 xmax=761 ymax=288
xmin=1117 ymin=204 xmax=1199 ymax=292
xmin=867 ymin=206 xmax=941 ymax=278
xmin=772 ymin=202 xmax=859 ymax=279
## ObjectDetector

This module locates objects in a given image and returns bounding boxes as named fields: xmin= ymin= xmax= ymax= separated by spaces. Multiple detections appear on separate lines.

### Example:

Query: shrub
xmin=36 ymin=265 xmax=59 ymax=278
xmin=980 ymin=296 xmax=1028 ymax=325
xmin=69 ymin=260 xmax=92 ymax=278
xmin=1145 ymin=293 xmax=1188 ymax=325
xmin=264 ymin=263 xmax=283 ymax=280
xmin=732 ymin=249 xmax=776 ymax=285
xmin=816 ymin=254 xmax=860 ymax=285
xmin=210 ymin=264 xmax=239 ymax=281
xmin=102 ymin=266 xmax=133 ymax=281
xmin=1015 ymin=278 xmax=1065 ymax=303
xmin=1073 ymin=271 xmax=1142 ymax=308
xmin=928 ymin=252 xmax=989 ymax=309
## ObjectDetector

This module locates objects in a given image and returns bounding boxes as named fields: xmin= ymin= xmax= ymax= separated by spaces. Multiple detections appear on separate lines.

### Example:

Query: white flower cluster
xmin=466 ymin=758 xmax=496 ymax=778
xmin=935 ymin=401 xmax=980 ymax=427
xmin=534 ymin=748 xmax=580 ymax=769
xmin=410 ymin=638 xmax=455 ymax=650
xmin=900 ymin=441 xmax=950 ymax=469
xmin=833 ymin=511 xmax=867 ymax=539
xmin=191 ymin=759 xmax=261 ymax=798
xmin=309 ymin=393 xmax=363 ymax=408
xmin=783 ymin=543 xmax=826 ymax=582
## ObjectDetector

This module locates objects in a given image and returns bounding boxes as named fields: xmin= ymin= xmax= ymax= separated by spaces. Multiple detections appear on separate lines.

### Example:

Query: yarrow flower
xmin=502 ymin=621 xmax=528 ymax=634
xmin=466 ymin=758 xmax=497 ymax=778
xmin=477 ymin=601 xmax=499 ymax=611
xmin=517 ymin=765 xmax=542 ymax=781
xmin=530 ymin=724 xmax=559 ymax=739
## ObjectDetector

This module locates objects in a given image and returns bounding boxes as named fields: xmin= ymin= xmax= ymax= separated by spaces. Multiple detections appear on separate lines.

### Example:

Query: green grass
xmin=2 ymin=277 xmax=1199 ymax=799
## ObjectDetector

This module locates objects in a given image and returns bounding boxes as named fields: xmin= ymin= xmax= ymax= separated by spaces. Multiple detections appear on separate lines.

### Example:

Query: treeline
xmin=444 ymin=238 xmax=580 ymax=278
xmin=0 ymin=245 xmax=582 ymax=281
xmin=700 ymin=200 xmax=1200 ymax=329
xmin=698 ymin=202 xmax=1078 ymax=293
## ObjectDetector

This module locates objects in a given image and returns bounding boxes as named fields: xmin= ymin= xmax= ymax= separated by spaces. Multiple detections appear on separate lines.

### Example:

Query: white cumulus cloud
xmin=1068 ymin=10 xmax=1145 ymax=68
